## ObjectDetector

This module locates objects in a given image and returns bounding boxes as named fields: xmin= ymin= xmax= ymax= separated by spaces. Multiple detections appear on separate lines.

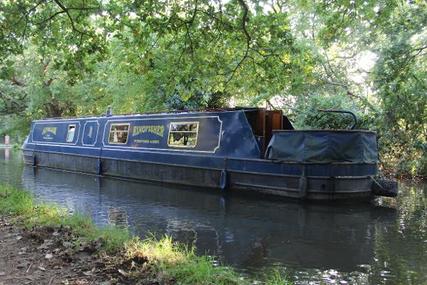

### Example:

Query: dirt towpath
xmin=0 ymin=216 xmax=155 ymax=285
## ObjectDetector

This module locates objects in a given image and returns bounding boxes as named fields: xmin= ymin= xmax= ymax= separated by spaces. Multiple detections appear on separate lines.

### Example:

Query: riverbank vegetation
xmin=0 ymin=0 xmax=426 ymax=177
xmin=0 ymin=183 xmax=291 ymax=284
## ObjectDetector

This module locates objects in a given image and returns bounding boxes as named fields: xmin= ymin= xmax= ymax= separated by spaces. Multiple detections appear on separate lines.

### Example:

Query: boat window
xmin=66 ymin=124 xmax=76 ymax=143
xmin=168 ymin=122 xmax=199 ymax=148
xmin=109 ymin=124 xmax=129 ymax=144
xmin=87 ymin=126 xmax=93 ymax=138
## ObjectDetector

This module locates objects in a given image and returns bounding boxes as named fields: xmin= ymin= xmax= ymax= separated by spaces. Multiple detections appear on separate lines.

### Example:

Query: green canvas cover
xmin=266 ymin=130 xmax=378 ymax=163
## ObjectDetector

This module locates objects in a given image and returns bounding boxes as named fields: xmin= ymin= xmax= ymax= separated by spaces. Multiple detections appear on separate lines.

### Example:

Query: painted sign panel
xmin=103 ymin=116 xmax=222 ymax=153
xmin=82 ymin=121 xmax=99 ymax=146
xmin=32 ymin=121 xmax=80 ymax=144
xmin=132 ymin=122 xmax=165 ymax=145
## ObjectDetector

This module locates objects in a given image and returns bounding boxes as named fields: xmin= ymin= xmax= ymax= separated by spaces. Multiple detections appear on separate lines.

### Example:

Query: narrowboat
xmin=22 ymin=108 xmax=397 ymax=200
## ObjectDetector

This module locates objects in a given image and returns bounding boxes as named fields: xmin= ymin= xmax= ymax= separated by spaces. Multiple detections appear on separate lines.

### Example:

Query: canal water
xmin=1 ymin=149 xmax=426 ymax=284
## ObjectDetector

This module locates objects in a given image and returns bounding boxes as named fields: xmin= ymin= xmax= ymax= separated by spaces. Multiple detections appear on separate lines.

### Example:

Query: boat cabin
xmin=28 ymin=108 xmax=293 ymax=159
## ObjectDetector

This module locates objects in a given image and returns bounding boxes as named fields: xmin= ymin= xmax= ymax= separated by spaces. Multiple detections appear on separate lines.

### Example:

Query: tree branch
xmin=37 ymin=10 xmax=67 ymax=26
xmin=225 ymin=0 xmax=251 ymax=86
xmin=51 ymin=0 xmax=88 ymax=35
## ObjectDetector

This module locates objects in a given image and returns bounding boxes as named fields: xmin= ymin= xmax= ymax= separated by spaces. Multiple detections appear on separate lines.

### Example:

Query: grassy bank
xmin=0 ymin=184 xmax=291 ymax=285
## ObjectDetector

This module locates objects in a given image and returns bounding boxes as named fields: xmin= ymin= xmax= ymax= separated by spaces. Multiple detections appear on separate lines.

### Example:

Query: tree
xmin=0 ymin=0 xmax=426 ymax=175
xmin=372 ymin=2 xmax=427 ymax=176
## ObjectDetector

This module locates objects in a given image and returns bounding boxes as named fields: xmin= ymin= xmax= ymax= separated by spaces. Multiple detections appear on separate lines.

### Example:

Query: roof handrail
xmin=318 ymin=109 xmax=358 ymax=130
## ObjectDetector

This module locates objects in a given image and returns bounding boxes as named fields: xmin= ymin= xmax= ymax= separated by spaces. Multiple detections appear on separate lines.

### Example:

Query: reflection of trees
xmin=107 ymin=207 xmax=129 ymax=227
xmin=1 ymin=150 xmax=24 ymax=185
xmin=166 ymin=219 xmax=198 ymax=243
xmin=371 ymin=183 xmax=427 ymax=284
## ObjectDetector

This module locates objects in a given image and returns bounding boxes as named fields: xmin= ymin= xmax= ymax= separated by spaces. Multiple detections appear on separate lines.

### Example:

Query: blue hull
xmin=22 ymin=147 xmax=377 ymax=200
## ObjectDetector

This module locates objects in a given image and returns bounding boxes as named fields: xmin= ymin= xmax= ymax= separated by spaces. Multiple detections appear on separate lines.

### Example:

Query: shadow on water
xmin=1 ymin=149 xmax=426 ymax=284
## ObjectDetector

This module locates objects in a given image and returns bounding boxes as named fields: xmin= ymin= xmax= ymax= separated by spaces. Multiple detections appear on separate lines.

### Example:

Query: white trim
xmin=26 ymin=143 xmax=216 ymax=157
xmin=26 ymin=143 xmax=220 ymax=158
xmin=31 ymin=121 xmax=81 ymax=145
xmin=29 ymin=115 xmax=223 ymax=153
xmin=81 ymin=120 xmax=100 ymax=146
xmin=101 ymin=116 xmax=223 ymax=154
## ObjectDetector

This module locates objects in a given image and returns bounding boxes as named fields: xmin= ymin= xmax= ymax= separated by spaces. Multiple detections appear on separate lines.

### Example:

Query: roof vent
xmin=106 ymin=106 xmax=113 ymax=117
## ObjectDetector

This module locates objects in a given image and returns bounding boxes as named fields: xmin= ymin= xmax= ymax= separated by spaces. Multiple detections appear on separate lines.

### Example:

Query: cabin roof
xmin=28 ymin=107 xmax=263 ymax=159
xmin=32 ymin=107 xmax=263 ymax=122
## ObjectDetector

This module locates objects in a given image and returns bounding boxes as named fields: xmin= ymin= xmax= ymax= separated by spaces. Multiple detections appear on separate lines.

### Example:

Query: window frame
xmin=82 ymin=121 xmax=99 ymax=146
xmin=108 ymin=123 xmax=130 ymax=145
xmin=66 ymin=124 xmax=77 ymax=143
xmin=167 ymin=121 xmax=199 ymax=149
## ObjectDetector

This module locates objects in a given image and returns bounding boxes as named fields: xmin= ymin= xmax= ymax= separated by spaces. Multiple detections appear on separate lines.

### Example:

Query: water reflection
xmin=368 ymin=183 xmax=427 ymax=285
xmin=22 ymin=167 xmax=397 ymax=272
xmin=0 ymin=148 xmax=24 ymax=187
xmin=1 ymin=150 xmax=425 ymax=284
xmin=4 ymin=148 xmax=10 ymax=160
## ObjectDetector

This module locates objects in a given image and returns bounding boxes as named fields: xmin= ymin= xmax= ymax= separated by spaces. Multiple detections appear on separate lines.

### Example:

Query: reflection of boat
xmin=0 ymin=149 xmax=24 ymax=186
xmin=3 ymin=147 xmax=10 ymax=160
xmin=22 ymin=108 xmax=397 ymax=200
xmin=22 ymin=166 xmax=397 ymax=270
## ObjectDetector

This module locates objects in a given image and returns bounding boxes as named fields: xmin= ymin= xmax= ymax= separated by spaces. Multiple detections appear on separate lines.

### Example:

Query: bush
xmin=291 ymin=93 xmax=372 ymax=130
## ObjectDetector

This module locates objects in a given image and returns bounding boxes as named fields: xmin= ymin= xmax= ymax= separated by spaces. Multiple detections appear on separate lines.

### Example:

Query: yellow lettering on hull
xmin=133 ymin=125 xmax=164 ymax=138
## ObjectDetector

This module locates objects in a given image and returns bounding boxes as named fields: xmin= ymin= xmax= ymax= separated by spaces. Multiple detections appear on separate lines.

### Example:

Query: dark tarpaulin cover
xmin=266 ymin=130 xmax=378 ymax=163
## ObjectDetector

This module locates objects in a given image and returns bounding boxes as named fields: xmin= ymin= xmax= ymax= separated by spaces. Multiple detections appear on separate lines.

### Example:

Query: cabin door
xmin=245 ymin=109 xmax=283 ymax=156
xmin=265 ymin=110 xmax=283 ymax=147
xmin=82 ymin=121 xmax=99 ymax=146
